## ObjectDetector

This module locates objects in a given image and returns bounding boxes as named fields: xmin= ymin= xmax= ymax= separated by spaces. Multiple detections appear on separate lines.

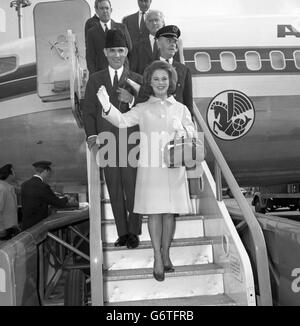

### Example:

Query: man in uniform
xmin=122 ymin=0 xmax=152 ymax=46
xmin=156 ymin=25 xmax=193 ymax=116
xmin=86 ymin=0 xmax=132 ymax=74
xmin=83 ymin=29 xmax=143 ymax=249
xmin=21 ymin=161 xmax=76 ymax=230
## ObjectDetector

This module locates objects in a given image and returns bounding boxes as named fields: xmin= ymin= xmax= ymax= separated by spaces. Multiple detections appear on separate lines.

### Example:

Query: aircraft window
xmin=0 ymin=55 xmax=18 ymax=77
xmin=245 ymin=51 xmax=262 ymax=71
xmin=293 ymin=51 xmax=300 ymax=70
xmin=194 ymin=52 xmax=211 ymax=72
xmin=270 ymin=51 xmax=286 ymax=70
xmin=220 ymin=52 xmax=237 ymax=72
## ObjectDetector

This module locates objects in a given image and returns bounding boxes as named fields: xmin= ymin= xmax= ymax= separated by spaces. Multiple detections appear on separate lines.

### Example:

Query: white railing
xmin=86 ymin=145 xmax=103 ymax=306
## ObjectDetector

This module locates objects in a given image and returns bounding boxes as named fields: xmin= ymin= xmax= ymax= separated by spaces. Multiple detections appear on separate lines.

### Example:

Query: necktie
xmin=166 ymin=58 xmax=170 ymax=63
xmin=113 ymin=70 xmax=118 ymax=89
xmin=153 ymin=40 xmax=158 ymax=58
xmin=104 ymin=23 xmax=108 ymax=34
xmin=140 ymin=12 xmax=146 ymax=31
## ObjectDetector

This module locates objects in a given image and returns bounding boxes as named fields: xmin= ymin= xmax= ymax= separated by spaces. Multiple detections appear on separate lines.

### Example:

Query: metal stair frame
xmin=199 ymin=161 xmax=256 ymax=305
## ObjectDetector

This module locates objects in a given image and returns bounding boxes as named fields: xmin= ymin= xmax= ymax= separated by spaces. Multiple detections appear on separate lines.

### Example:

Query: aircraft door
xmin=33 ymin=0 xmax=90 ymax=102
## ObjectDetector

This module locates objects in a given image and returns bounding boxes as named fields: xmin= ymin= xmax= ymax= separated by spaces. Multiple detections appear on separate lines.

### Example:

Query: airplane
xmin=1 ymin=0 xmax=300 ymax=196
xmin=1 ymin=0 xmax=300 ymax=306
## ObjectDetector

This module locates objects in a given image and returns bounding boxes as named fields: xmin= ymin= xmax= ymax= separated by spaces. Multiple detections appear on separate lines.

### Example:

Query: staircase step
xmin=43 ymin=299 xmax=64 ymax=306
xmin=103 ymin=237 xmax=220 ymax=270
xmin=104 ymin=264 xmax=224 ymax=303
xmin=107 ymin=294 xmax=237 ymax=306
xmin=102 ymin=215 xmax=204 ymax=243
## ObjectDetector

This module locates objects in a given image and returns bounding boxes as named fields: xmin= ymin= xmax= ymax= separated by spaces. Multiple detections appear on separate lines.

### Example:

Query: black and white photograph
xmin=1 ymin=0 xmax=300 ymax=309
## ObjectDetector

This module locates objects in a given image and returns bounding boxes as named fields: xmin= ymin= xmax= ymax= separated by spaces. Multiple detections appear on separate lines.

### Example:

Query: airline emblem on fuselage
xmin=207 ymin=90 xmax=255 ymax=141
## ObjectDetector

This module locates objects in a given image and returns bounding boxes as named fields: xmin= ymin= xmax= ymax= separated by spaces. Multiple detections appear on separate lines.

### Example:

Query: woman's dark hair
xmin=143 ymin=60 xmax=178 ymax=98
xmin=0 ymin=164 xmax=13 ymax=180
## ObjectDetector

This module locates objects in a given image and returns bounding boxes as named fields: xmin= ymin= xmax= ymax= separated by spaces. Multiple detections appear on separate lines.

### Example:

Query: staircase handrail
xmin=67 ymin=29 xmax=84 ymax=128
xmin=87 ymin=145 xmax=103 ymax=306
xmin=193 ymin=102 xmax=272 ymax=306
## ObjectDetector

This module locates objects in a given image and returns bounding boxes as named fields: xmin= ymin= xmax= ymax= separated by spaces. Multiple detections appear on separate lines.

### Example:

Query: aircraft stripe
xmin=192 ymin=75 xmax=300 ymax=98
xmin=0 ymin=63 xmax=36 ymax=83
xmin=0 ymin=75 xmax=36 ymax=85
xmin=0 ymin=63 xmax=37 ymax=100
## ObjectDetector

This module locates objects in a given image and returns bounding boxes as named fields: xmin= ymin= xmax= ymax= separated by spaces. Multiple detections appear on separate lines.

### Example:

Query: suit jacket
xmin=86 ymin=20 xmax=133 ymax=74
xmin=21 ymin=177 xmax=68 ymax=230
xmin=130 ymin=37 xmax=159 ymax=75
xmin=84 ymin=15 xmax=100 ymax=46
xmin=122 ymin=12 xmax=149 ymax=46
xmin=172 ymin=60 xmax=193 ymax=115
xmin=130 ymin=38 xmax=181 ymax=75
xmin=83 ymin=67 xmax=143 ymax=139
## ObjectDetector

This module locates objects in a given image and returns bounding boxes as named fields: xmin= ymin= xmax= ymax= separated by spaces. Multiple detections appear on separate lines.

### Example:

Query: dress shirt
xmin=149 ymin=34 xmax=156 ymax=51
xmin=100 ymin=20 xmax=111 ymax=32
xmin=160 ymin=56 xmax=174 ymax=65
xmin=139 ymin=10 xmax=149 ymax=27
xmin=108 ymin=66 xmax=124 ymax=86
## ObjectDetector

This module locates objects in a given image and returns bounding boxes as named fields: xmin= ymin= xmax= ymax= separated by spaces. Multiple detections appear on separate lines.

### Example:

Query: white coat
xmin=103 ymin=96 xmax=195 ymax=215
xmin=0 ymin=180 xmax=18 ymax=231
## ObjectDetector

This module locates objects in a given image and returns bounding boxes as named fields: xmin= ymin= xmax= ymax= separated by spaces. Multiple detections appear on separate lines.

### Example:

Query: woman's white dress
xmin=104 ymin=95 xmax=195 ymax=215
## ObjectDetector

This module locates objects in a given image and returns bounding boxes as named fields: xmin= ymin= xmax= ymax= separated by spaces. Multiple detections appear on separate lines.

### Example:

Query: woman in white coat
xmin=98 ymin=60 xmax=196 ymax=281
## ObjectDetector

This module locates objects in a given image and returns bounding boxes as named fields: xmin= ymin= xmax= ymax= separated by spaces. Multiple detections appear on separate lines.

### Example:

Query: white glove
xmin=97 ymin=86 xmax=111 ymax=112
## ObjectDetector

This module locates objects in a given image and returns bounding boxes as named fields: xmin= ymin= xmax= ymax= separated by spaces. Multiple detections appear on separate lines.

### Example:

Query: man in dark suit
xmin=84 ymin=1 xmax=102 ymax=46
xmin=130 ymin=9 xmax=164 ymax=75
xmin=83 ymin=30 xmax=143 ymax=249
xmin=156 ymin=25 xmax=193 ymax=116
xmin=122 ymin=0 xmax=152 ymax=46
xmin=21 ymin=161 xmax=75 ymax=230
xmin=86 ymin=0 xmax=132 ymax=74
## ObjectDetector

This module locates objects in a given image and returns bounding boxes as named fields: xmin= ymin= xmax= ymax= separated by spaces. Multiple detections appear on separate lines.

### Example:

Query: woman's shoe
xmin=153 ymin=255 xmax=165 ymax=282
xmin=153 ymin=270 xmax=165 ymax=282
xmin=164 ymin=265 xmax=175 ymax=273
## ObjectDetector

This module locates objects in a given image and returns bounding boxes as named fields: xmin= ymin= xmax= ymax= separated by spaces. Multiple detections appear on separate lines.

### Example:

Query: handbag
xmin=164 ymin=127 xmax=205 ymax=169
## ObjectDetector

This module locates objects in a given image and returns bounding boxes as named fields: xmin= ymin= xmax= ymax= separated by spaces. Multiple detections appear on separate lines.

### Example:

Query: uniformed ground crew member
xmin=21 ymin=161 xmax=75 ymax=230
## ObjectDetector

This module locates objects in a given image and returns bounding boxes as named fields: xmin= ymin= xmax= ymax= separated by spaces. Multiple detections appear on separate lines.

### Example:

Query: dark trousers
xmin=104 ymin=165 xmax=141 ymax=237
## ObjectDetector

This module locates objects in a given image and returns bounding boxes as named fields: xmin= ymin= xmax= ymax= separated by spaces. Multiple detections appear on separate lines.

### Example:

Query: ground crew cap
xmin=105 ymin=29 xmax=127 ymax=48
xmin=155 ymin=25 xmax=181 ymax=40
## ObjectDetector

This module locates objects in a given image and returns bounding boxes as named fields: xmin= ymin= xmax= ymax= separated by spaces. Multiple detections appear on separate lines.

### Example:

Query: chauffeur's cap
xmin=155 ymin=25 xmax=181 ymax=40
xmin=105 ymin=29 xmax=127 ymax=48
xmin=32 ymin=161 xmax=52 ymax=169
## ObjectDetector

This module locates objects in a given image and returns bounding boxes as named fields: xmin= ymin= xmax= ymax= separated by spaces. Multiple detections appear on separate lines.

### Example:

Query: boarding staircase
xmin=43 ymin=15 xmax=271 ymax=305
xmin=87 ymin=104 xmax=272 ymax=306
xmin=99 ymin=167 xmax=252 ymax=306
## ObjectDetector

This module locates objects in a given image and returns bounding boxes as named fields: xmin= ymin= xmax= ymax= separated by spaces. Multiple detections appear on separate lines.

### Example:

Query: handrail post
xmin=214 ymin=161 xmax=223 ymax=201
xmin=87 ymin=144 xmax=103 ymax=306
